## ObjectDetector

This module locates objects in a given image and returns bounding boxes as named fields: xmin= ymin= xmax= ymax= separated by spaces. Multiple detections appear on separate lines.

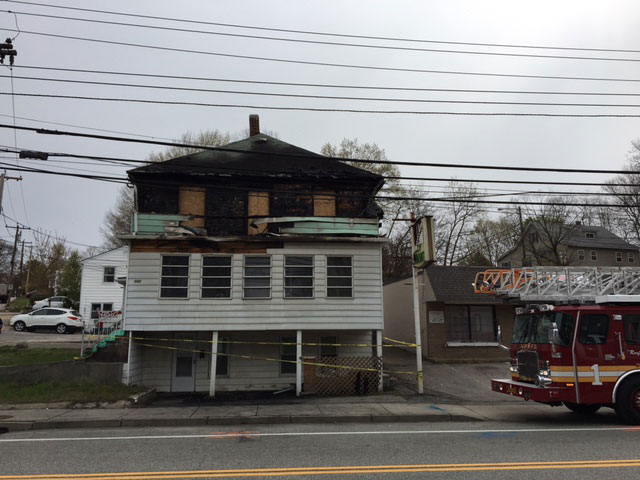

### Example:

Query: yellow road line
xmin=3 ymin=460 xmax=640 ymax=479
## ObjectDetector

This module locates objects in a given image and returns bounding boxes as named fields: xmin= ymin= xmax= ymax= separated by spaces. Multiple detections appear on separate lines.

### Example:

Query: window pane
xmin=286 ymin=256 xmax=313 ymax=266
xmin=244 ymin=288 xmax=270 ymax=298
xmin=285 ymin=267 xmax=313 ymax=277
xmin=245 ymin=277 xmax=270 ymax=288
xmin=285 ymin=287 xmax=313 ymax=297
xmin=162 ymin=266 xmax=189 ymax=276
xmin=161 ymin=277 xmax=188 ymax=287
xmin=327 ymin=277 xmax=352 ymax=287
xmin=202 ymin=288 xmax=231 ymax=298
xmin=327 ymin=267 xmax=352 ymax=277
xmin=161 ymin=287 xmax=188 ymax=298
xmin=245 ymin=267 xmax=270 ymax=277
xmin=245 ymin=256 xmax=270 ymax=266
xmin=202 ymin=277 xmax=231 ymax=288
xmin=579 ymin=314 xmax=610 ymax=345
xmin=175 ymin=356 xmax=192 ymax=377
xmin=203 ymin=256 xmax=231 ymax=266
xmin=327 ymin=288 xmax=352 ymax=297
xmin=468 ymin=306 xmax=495 ymax=342
xmin=163 ymin=256 xmax=189 ymax=266
xmin=103 ymin=303 xmax=113 ymax=311
xmin=327 ymin=257 xmax=351 ymax=266
xmin=203 ymin=266 xmax=231 ymax=277
xmin=624 ymin=314 xmax=640 ymax=344
xmin=285 ymin=277 xmax=313 ymax=287
xmin=445 ymin=305 xmax=470 ymax=343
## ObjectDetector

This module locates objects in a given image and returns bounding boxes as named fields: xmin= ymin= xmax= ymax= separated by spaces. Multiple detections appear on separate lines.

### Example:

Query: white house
xmin=120 ymin=115 xmax=386 ymax=396
xmin=79 ymin=246 xmax=128 ymax=323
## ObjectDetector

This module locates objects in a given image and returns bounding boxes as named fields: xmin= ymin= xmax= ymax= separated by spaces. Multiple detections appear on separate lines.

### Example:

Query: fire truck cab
xmin=474 ymin=267 xmax=640 ymax=423
xmin=492 ymin=302 xmax=640 ymax=423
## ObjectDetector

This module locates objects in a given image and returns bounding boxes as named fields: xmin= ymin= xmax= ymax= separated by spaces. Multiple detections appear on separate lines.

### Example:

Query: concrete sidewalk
xmin=2 ymin=396 xmax=603 ymax=433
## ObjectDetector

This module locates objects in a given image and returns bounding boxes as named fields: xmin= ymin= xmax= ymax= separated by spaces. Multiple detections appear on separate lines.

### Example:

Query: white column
xmin=209 ymin=331 xmax=219 ymax=397
xmin=376 ymin=329 xmax=383 ymax=392
xmin=125 ymin=331 xmax=134 ymax=385
xmin=296 ymin=330 xmax=302 ymax=396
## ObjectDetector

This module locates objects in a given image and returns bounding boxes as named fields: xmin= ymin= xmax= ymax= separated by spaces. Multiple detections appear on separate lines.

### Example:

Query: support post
xmin=125 ymin=331 xmax=133 ymax=385
xmin=296 ymin=330 xmax=302 ymax=396
xmin=376 ymin=329 xmax=383 ymax=392
xmin=209 ymin=331 xmax=219 ymax=397
xmin=410 ymin=213 xmax=425 ymax=394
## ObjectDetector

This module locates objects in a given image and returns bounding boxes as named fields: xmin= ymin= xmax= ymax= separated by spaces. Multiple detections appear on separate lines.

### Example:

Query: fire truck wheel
xmin=614 ymin=376 xmax=640 ymax=425
xmin=563 ymin=402 xmax=601 ymax=415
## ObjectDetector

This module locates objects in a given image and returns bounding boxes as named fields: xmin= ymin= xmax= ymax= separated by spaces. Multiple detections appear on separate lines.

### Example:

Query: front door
xmin=172 ymin=334 xmax=196 ymax=392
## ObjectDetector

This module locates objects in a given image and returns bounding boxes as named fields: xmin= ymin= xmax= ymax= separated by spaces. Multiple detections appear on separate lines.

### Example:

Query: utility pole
xmin=24 ymin=244 xmax=33 ymax=295
xmin=8 ymin=225 xmax=20 ymax=297
xmin=0 ymin=173 xmax=23 ymax=213
xmin=18 ymin=240 xmax=31 ymax=297
xmin=410 ymin=213 xmax=425 ymax=395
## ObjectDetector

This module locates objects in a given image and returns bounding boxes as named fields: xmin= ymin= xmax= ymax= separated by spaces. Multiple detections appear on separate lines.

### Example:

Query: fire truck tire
xmin=563 ymin=402 xmax=601 ymax=415
xmin=614 ymin=376 xmax=640 ymax=425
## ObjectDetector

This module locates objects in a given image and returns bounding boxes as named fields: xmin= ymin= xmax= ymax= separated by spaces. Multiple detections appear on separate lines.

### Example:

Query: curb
xmin=0 ymin=412 xmax=483 ymax=432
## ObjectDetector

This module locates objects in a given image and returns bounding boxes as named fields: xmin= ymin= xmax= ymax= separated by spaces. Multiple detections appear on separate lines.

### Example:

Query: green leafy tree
xmin=58 ymin=251 xmax=82 ymax=303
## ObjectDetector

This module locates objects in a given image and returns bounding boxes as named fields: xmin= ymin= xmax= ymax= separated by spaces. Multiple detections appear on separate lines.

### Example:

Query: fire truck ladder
xmin=473 ymin=266 xmax=640 ymax=302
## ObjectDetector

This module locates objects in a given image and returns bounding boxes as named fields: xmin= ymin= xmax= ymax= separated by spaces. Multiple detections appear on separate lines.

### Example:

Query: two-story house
xmin=79 ymin=246 xmax=128 ymax=324
xmin=120 ymin=116 xmax=386 ymax=396
xmin=498 ymin=223 xmax=639 ymax=267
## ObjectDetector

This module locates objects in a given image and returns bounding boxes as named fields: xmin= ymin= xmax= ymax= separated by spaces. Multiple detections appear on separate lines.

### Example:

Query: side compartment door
xmin=574 ymin=312 xmax=618 ymax=404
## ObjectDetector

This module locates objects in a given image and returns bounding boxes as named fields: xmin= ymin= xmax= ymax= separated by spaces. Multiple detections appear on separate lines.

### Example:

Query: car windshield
xmin=512 ymin=311 xmax=575 ymax=345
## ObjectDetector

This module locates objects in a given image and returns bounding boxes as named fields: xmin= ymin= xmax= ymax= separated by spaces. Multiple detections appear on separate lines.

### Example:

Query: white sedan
xmin=10 ymin=308 xmax=84 ymax=334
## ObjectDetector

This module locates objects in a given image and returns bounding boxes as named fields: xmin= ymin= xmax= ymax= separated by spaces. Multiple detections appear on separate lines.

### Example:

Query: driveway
xmin=0 ymin=315 xmax=84 ymax=349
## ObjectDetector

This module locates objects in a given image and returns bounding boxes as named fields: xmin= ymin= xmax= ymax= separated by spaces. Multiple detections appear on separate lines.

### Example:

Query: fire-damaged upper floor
xmin=126 ymin=115 xmax=385 ymax=239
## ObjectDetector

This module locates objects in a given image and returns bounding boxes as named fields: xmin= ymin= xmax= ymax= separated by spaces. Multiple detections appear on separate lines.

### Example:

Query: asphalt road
xmin=1 ymin=418 xmax=639 ymax=479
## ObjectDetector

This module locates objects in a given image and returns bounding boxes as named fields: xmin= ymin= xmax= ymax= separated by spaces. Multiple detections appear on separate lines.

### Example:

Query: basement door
xmin=171 ymin=333 xmax=196 ymax=392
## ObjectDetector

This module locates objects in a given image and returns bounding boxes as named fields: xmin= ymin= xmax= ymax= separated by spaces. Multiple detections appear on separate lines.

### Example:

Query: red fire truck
xmin=475 ymin=267 xmax=640 ymax=424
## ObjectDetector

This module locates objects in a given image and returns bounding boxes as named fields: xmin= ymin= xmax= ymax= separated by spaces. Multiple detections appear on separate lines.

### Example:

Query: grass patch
xmin=0 ymin=346 xmax=79 ymax=366
xmin=0 ymin=380 xmax=146 ymax=404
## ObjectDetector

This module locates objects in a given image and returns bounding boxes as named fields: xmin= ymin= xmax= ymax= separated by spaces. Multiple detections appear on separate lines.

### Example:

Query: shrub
xmin=6 ymin=296 xmax=32 ymax=312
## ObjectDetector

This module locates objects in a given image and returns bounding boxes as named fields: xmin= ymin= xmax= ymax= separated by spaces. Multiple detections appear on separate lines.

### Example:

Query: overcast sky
xmin=0 ymin=0 xmax=639 ymax=252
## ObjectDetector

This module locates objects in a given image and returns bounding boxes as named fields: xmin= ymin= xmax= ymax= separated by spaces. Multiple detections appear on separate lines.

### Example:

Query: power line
xmin=9 ymin=74 xmax=640 ymax=107
xmin=6 ymin=8 xmax=640 ymax=63
xmin=4 ymin=92 xmax=640 ymax=118
xmin=2 ymin=212 xmax=99 ymax=248
xmin=0 ymin=123 xmax=636 ymax=175
xmin=13 ymin=29 xmax=640 ymax=84
xmin=17 ymin=65 xmax=640 ymax=97
xmin=8 ymin=0 xmax=640 ymax=55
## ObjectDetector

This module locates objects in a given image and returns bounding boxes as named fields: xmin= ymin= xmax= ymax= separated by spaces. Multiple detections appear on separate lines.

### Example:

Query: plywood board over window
xmin=248 ymin=192 xmax=269 ymax=235
xmin=313 ymin=191 xmax=336 ymax=217
xmin=179 ymin=186 xmax=205 ymax=228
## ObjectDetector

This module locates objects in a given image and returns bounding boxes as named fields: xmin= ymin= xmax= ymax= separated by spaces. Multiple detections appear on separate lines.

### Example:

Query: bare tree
xmin=461 ymin=216 xmax=519 ymax=266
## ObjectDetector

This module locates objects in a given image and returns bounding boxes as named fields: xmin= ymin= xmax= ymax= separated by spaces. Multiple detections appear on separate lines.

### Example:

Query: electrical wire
xmin=8 ymin=0 xmax=640 ymax=55
xmin=4 ymin=91 xmax=640 ymax=118
xmin=16 ymin=65 xmax=640 ymax=96
xmin=0 ymin=122 xmax=637 ymax=175
xmin=9 ymin=74 xmax=640 ymax=107
xmin=11 ymin=29 xmax=640 ymax=84
xmin=2 ymin=212 xmax=99 ymax=248
xmin=5 ymin=8 xmax=640 ymax=63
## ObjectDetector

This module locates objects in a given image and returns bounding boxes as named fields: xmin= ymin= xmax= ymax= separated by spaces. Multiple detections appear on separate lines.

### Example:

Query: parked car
xmin=32 ymin=296 xmax=69 ymax=310
xmin=10 ymin=308 xmax=83 ymax=334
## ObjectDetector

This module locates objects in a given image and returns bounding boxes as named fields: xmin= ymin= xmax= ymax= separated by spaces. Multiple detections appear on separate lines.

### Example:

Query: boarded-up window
xmin=313 ymin=191 xmax=336 ymax=217
xmin=160 ymin=255 xmax=189 ymax=298
xmin=248 ymin=192 xmax=269 ymax=235
xmin=179 ymin=186 xmax=205 ymax=228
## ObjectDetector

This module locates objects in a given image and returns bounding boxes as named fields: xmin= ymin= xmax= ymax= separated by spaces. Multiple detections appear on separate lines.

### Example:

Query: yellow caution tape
xmin=125 ymin=340 xmax=419 ymax=376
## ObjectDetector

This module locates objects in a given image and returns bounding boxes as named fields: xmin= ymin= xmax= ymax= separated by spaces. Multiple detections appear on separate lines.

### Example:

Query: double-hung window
xmin=284 ymin=256 xmax=313 ymax=298
xmin=243 ymin=256 xmax=271 ymax=298
xmin=201 ymin=256 xmax=232 ymax=298
xmin=160 ymin=255 xmax=190 ymax=298
xmin=616 ymin=252 xmax=623 ymax=263
xmin=327 ymin=256 xmax=352 ymax=298
xmin=103 ymin=266 xmax=115 ymax=283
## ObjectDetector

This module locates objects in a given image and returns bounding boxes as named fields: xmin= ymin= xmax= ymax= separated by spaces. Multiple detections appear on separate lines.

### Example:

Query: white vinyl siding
xmin=124 ymin=242 xmax=384 ymax=331
xmin=79 ymin=246 xmax=128 ymax=323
